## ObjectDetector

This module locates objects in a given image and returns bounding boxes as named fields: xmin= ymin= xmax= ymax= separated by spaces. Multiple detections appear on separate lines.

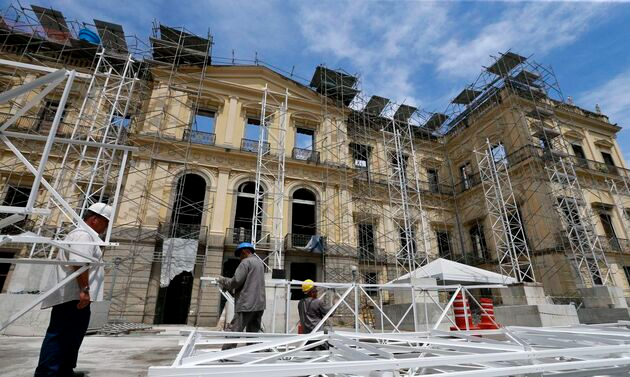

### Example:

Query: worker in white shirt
xmin=35 ymin=203 xmax=111 ymax=377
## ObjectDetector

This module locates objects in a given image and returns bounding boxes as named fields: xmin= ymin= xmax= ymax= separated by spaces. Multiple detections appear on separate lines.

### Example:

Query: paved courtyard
xmin=0 ymin=327 xmax=186 ymax=377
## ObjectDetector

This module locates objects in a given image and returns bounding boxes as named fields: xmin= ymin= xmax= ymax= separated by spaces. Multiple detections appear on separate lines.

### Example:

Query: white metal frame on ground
xmin=149 ymin=322 xmax=630 ymax=376
xmin=204 ymin=278 xmax=504 ymax=334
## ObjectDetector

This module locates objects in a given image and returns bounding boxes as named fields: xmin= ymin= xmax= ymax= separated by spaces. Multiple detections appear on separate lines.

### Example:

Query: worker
xmin=36 ymin=203 xmax=111 ymax=377
xmin=298 ymin=279 xmax=334 ymax=334
xmin=217 ymin=242 xmax=266 ymax=350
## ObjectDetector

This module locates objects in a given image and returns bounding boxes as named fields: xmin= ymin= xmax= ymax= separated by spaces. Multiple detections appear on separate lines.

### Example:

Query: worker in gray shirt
xmin=298 ymin=279 xmax=333 ymax=334
xmin=217 ymin=242 xmax=266 ymax=350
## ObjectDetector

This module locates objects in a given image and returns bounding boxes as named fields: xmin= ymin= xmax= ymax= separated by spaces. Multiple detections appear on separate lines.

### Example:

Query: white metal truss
xmin=382 ymin=118 xmax=429 ymax=275
xmin=150 ymin=322 xmax=630 ymax=376
xmin=0 ymin=57 xmax=136 ymax=329
xmin=608 ymin=177 xmax=630 ymax=241
xmin=475 ymin=139 xmax=534 ymax=282
xmin=537 ymin=113 xmax=611 ymax=286
xmin=485 ymin=53 xmax=613 ymax=287
xmin=62 ymin=50 xmax=138 ymax=242
xmin=205 ymin=277 xmax=502 ymax=335
xmin=251 ymin=85 xmax=288 ymax=270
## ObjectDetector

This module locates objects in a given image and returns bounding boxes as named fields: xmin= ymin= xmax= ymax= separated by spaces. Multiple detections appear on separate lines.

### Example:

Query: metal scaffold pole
xmin=252 ymin=84 xmax=288 ymax=271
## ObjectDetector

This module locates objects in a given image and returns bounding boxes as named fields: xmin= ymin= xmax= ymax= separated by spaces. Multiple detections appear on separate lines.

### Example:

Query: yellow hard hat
xmin=302 ymin=279 xmax=315 ymax=293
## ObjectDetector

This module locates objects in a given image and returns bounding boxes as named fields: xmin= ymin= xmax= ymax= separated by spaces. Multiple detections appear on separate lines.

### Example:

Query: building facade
xmin=0 ymin=5 xmax=629 ymax=327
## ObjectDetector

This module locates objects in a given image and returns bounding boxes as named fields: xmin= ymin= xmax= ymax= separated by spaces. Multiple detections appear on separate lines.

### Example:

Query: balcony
xmin=598 ymin=235 xmax=630 ymax=254
xmin=292 ymin=147 xmax=320 ymax=163
xmin=183 ymin=129 xmax=215 ymax=145
xmin=284 ymin=233 xmax=326 ymax=252
xmin=225 ymin=227 xmax=272 ymax=249
xmin=454 ymin=172 xmax=482 ymax=194
xmin=157 ymin=222 xmax=206 ymax=239
xmin=358 ymin=246 xmax=386 ymax=262
xmin=241 ymin=138 xmax=270 ymax=154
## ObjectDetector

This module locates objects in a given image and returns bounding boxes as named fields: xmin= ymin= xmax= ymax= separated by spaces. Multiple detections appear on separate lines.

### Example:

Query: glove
xmin=217 ymin=276 xmax=228 ymax=290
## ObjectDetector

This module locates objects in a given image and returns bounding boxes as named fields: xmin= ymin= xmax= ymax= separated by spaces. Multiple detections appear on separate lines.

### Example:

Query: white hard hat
xmin=87 ymin=202 xmax=113 ymax=221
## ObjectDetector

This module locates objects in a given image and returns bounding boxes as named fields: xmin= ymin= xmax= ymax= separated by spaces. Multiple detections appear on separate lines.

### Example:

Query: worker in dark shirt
xmin=298 ymin=279 xmax=333 ymax=334
xmin=217 ymin=242 xmax=266 ymax=350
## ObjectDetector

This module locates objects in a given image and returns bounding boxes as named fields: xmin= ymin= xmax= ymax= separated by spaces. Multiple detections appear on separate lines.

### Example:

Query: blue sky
xmin=24 ymin=0 xmax=630 ymax=160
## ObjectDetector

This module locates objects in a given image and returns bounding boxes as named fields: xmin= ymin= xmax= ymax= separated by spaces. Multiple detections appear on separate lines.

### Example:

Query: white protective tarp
xmin=390 ymin=258 xmax=517 ymax=285
xmin=160 ymin=238 xmax=198 ymax=287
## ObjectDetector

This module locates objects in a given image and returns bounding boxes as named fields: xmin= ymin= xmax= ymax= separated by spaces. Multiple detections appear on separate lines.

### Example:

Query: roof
xmin=389 ymin=258 xmax=517 ymax=285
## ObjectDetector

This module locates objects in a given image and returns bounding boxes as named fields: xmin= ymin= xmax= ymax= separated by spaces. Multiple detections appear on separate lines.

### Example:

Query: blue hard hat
xmin=235 ymin=242 xmax=255 ymax=256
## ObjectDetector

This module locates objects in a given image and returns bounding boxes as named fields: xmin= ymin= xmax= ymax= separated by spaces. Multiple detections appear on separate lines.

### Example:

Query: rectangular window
xmin=294 ymin=128 xmax=317 ymax=161
xmin=571 ymin=144 xmax=588 ymax=168
xmin=469 ymin=223 xmax=489 ymax=260
xmin=358 ymin=222 xmax=376 ymax=260
xmin=193 ymin=109 xmax=215 ymax=134
xmin=571 ymin=144 xmax=586 ymax=160
xmin=391 ymin=154 xmax=409 ymax=178
xmin=350 ymin=143 xmax=370 ymax=169
xmin=245 ymin=117 xmax=263 ymax=141
xmin=436 ymin=230 xmax=452 ymax=258
xmin=601 ymin=151 xmax=616 ymax=167
xmin=624 ymin=266 xmax=630 ymax=286
xmin=37 ymin=100 xmax=65 ymax=132
xmin=491 ymin=143 xmax=507 ymax=165
xmin=363 ymin=272 xmax=378 ymax=296
xmin=601 ymin=151 xmax=617 ymax=174
xmin=241 ymin=117 xmax=268 ymax=153
xmin=427 ymin=168 xmax=439 ymax=193
xmin=398 ymin=226 xmax=416 ymax=263
xmin=600 ymin=212 xmax=620 ymax=251
xmin=459 ymin=163 xmax=471 ymax=190
xmin=295 ymin=128 xmax=314 ymax=150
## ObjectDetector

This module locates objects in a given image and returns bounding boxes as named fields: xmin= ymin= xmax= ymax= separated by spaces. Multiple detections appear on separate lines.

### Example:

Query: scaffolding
xmin=251 ymin=85 xmax=288 ymax=271
xmin=439 ymin=51 xmax=619 ymax=295
xmin=0 ymin=2 xmax=629 ymax=334
xmin=0 ymin=4 xmax=141 ymax=330
xmin=475 ymin=138 xmax=534 ymax=282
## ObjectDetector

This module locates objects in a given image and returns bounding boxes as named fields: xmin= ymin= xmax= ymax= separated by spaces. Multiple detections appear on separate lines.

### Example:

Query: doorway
xmin=156 ymin=271 xmax=194 ymax=324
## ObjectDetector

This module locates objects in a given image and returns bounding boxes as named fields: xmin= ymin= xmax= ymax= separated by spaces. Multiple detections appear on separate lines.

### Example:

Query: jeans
xmin=35 ymin=300 xmax=91 ymax=376
xmin=221 ymin=311 xmax=263 ymax=350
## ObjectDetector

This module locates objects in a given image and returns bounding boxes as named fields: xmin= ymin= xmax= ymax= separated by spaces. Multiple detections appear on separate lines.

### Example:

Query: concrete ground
xmin=0 ymin=326 xmax=189 ymax=377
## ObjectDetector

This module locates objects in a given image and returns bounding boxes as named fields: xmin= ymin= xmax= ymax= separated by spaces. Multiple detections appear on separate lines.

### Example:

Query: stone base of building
xmin=495 ymin=282 xmax=579 ymax=327
xmin=577 ymin=307 xmax=630 ymax=324
xmin=495 ymin=303 xmax=580 ymax=327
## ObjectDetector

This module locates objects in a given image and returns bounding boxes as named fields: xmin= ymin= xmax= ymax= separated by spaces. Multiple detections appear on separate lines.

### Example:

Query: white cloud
xmin=435 ymin=2 xmax=607 ymax=78
xmin=297 ymin=1 xmax=451 ymax=108
xmin=578 ymin=68 xmax=630 ymax=160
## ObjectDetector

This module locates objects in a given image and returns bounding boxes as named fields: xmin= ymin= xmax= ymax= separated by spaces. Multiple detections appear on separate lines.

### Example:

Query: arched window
xmin=291 ymin=188 xmax=317 ymax=247
xmin=233 ymin=181 xmax=264 ymax=242
xmin=169 ymin=173 xmax=206 ymax=237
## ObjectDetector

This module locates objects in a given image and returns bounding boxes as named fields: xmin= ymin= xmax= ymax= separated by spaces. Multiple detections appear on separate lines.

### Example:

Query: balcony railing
xmin=454 ymin=172 xmax=482 ymax=194
xmin=241 ymin=138 xmax=270 ymax=154
xmin=183 ymin=129 xmax=215 ymax=145
xmin=292 ymin=147 xmax=320 ymax=163
xmin=598 ymin=235 xmax=630 ymax=254
xmin=284 ymin=233 xmax=327 ymax=252
xmin=225 ymin=227 xmax=272 ymax=249
xmin=158 ymin=222 xmax=206 ymax=239
xmin=504 ymin=144 xmax=630 ymax=179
